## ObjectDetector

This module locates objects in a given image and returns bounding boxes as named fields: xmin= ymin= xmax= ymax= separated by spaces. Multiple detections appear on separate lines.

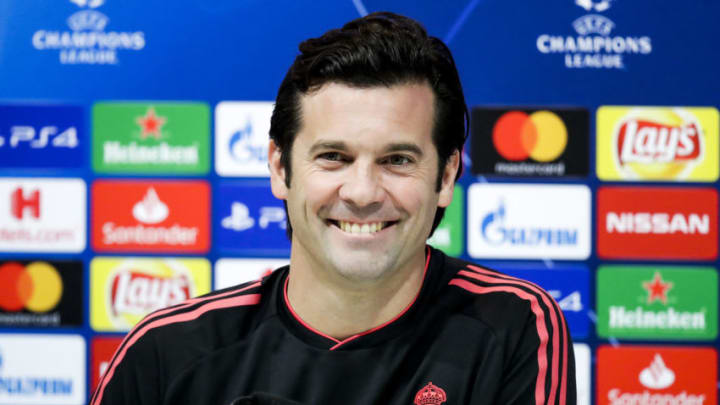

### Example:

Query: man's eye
xmin=319 ymin=152 xmax=342 ymax=161
xmin=387 ymin=155 xmax=412 ymax=165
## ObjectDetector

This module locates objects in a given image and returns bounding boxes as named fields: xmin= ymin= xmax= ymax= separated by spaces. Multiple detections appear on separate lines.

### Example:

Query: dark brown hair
xmin=270 ymin=12 xmax=468 ymax=238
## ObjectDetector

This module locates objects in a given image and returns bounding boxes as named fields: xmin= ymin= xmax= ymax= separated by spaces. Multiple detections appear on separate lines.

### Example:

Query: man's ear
xmin=268 ymin=140 xmax=288 ymax=199
xmin=438 ymin=150 xmax=459 ymax=208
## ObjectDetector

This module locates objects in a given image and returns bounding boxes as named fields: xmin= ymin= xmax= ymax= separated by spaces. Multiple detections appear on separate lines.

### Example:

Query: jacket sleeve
xmin=90 ymin=330 xmax=163 ymax=405
xmin=495 ymin=296 xmax=577 ymax=405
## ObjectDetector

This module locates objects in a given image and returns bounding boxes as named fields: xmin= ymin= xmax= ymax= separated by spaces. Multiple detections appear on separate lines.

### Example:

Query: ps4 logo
xmin=228 ymin=119 xmax=267 ymax=165
xmin=221 ymin=202 xmax=286 ymax=232
xmin=548 ymin=290 xmax=583 ymax=312
xmin=0 ymin=126 xmax=78 ymax=148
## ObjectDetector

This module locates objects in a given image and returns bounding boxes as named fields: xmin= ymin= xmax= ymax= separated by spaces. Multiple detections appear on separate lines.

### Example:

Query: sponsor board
xmin=93 ymin=102 xmax=210 ymax=174
xmin=493 ymin=263 xmax=590 ymax=338
xmin=214 ymin=101 xmax=273 ymax=177
xmin=467 ymin=183 xmax=591 ymax=259
xmin=0 ymin=260 xmax=83 ymax=327
xmin=91 ymin=336 xmax=123 ymax=392
xmin=0 ymin=105 xmax=84 ymax=169
xmin=31 ymin=0 xmax=146 ymax=65
xmin=597 ymin=345 xmax=717 ymax=405
xmin=0 ymin=178 xmax=86 ymax=252
xmin=92 ymin=180 xmax=210 ymax=253
xmin=215 ymin=181 xmax=290 ymax=255
xmin=426 ymin=185 xmax=464 ymax=257
xmin=597 ymin=266 xmax=717 ymax=340
xmin=597 ymin=187 xmax=718 ymax=260
xmin=90 ymin=257 xmax=210 ymax=331
xmin=536 ymin=0 xmax=653 ymax=69
xmin=470 ymin=108 xmax=589 ymax=177
xmin=596 ymin=106 xmax=719 ymax=182
xmin=214 ymin=258 xmax=288 ymax=290
xmin=0 ymin=334 xmax=85 ymax=404
xmin=574 ymin=343 xmax=590 ymax=405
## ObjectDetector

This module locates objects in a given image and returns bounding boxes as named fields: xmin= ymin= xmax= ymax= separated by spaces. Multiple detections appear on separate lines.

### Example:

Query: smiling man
xmin=93 ymin=12 xmax=575 ymax=405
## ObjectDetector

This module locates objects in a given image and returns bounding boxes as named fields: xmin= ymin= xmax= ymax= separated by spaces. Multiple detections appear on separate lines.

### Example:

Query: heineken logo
xmin=597 ymin=266 xmax=717 ymax=340
xmin=92 ymin=102 xmax=210 ymax=174
xmin=136 ymin=107 xmax=166 ymax=140
xmin=643 ymin=272 xmax=673 ymax=304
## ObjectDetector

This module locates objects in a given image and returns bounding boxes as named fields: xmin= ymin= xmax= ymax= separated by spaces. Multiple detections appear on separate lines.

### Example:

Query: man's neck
xmin=285 ymin=250 xmax=428 ymax=341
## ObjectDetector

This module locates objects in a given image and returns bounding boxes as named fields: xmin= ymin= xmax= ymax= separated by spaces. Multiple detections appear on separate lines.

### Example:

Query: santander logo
xmin=92 ymin=180 xmax=209 ymax=253
xmin=132 ymin=187 xmax=168 ymax=224
xmin=598 ymin=346 xmax=717 ymax=405
xmin=638 ymin=354 xmax=675 ymax=390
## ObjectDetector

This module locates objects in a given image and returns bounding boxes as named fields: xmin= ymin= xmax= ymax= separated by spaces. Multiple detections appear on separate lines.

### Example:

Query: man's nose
xmin=337 ymin=162 xmax=385 ymax=208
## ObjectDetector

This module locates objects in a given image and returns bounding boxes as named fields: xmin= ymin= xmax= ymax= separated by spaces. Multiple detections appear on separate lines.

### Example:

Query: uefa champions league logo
xmin=575 ymin=0 xmax=614 ymax=12
xmin=69 ymin=0 xmax=105 ymax=8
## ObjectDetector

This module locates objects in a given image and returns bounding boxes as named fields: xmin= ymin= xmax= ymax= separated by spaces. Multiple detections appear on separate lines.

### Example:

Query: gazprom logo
xmin=228 ymin=118 xmax=267 ymax=165
xmin=480 ymin=200 xmax=578 ymax=246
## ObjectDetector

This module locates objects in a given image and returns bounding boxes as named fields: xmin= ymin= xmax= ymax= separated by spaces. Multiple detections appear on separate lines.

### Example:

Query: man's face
xmin=269 ymin=82 xmax=457 ymax=283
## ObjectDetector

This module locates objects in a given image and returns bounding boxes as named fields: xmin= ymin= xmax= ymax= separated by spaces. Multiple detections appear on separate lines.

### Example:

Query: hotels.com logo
xmin=0 ymin=178 xmax=86 ymax=253
xmin=11 ymin=187 xmax=41 ymax=220
xmin=597 ymin=187 xmax=718 ymax=260
xmin=92 ymin=180 xmax=210 ymax=253
xmin=597 ymin=346 xmax=716 ymax=405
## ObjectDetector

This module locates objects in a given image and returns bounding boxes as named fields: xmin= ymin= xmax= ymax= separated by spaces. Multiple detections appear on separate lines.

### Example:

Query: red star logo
xmin=642 ymin=271 xmax=673 ymax=305
xmin=135 ymin=107 xmax=167 ymax=139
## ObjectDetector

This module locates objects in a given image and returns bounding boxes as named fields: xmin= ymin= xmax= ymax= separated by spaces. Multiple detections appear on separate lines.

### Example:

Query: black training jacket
xmin=91 ymin=247 xmax=576 ymax=405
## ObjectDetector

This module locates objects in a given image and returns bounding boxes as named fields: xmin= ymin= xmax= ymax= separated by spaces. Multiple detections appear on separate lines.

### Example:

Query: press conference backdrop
xmin=0 ymin=0 xmax=718 ymax=403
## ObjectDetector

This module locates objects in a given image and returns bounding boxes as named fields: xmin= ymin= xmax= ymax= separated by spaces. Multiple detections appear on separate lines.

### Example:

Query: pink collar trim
xmin=283 ymin=246 xmax=432 ymax=350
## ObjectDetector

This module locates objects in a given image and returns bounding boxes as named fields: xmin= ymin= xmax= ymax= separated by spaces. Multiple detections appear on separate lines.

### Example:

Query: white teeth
xmin=337 ymin=221 xmax=386 ymax=234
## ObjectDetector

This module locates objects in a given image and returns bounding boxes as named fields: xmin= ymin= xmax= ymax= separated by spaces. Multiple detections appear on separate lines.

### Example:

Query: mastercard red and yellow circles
xmin=492 ymin=110 xmax=568 ymax=162
xmin=0 ymin=261 xmax=63 ymax=312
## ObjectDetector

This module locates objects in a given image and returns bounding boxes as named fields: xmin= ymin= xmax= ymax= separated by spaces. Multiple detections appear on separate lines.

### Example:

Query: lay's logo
xmin=597 ymin=106 xmax=719 ymax=181
xmin=110 ymin=270 xmax=190 ymax=316
xmin=90 ymin=257 xmax=210 ymax=331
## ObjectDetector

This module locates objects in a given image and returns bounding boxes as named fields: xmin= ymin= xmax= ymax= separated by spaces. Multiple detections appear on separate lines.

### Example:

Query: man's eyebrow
xmin=385 ymin=143 xmax=423 ymax=157
xmin=308 ymin=141 xmax=349 ymax=154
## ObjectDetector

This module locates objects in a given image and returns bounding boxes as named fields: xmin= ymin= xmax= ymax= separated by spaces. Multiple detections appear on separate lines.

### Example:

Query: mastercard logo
xmin=0 ymin=262 xmax=63 ymax=312
xmin=492 ymin=111 xmax=568 ymax=162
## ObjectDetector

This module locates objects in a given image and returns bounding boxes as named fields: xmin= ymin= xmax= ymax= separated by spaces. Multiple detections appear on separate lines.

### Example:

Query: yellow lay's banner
xmin=596 ymin=106 xmax=719 ymax=181
xmin=90 ymin=257 xmax=211 ymax=332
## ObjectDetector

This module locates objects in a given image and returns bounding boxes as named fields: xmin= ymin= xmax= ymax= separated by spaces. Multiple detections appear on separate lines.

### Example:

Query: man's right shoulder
xmin=90 ymin=271 xmax=281 ymax=405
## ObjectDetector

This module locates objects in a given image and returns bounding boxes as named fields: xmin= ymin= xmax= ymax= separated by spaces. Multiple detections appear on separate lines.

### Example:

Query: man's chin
xmin=327 ymin=252 xmax=397 ymax=283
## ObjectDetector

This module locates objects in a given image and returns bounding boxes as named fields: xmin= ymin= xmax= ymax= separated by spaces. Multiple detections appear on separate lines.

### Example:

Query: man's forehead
xmin=299 ymin=81 xmax=435 ymax=113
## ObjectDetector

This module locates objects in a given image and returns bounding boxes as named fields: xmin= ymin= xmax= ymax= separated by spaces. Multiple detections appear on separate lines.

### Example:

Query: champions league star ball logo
xmin=414 ymin=382 xmax=447 ymax=405
xmin=69 ymin=0 xmax=105 ymax=8
xmin=575 ymin=0 xmax=614 ymax=12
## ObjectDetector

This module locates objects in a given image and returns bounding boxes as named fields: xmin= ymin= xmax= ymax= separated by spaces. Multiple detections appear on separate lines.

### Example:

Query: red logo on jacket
xmin=414 ymin=382 xmax=447 ymax=405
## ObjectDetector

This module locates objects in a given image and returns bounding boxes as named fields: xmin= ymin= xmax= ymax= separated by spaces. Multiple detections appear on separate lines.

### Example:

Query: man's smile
xmin=326 ymin=219 xmax=400 ymax=234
